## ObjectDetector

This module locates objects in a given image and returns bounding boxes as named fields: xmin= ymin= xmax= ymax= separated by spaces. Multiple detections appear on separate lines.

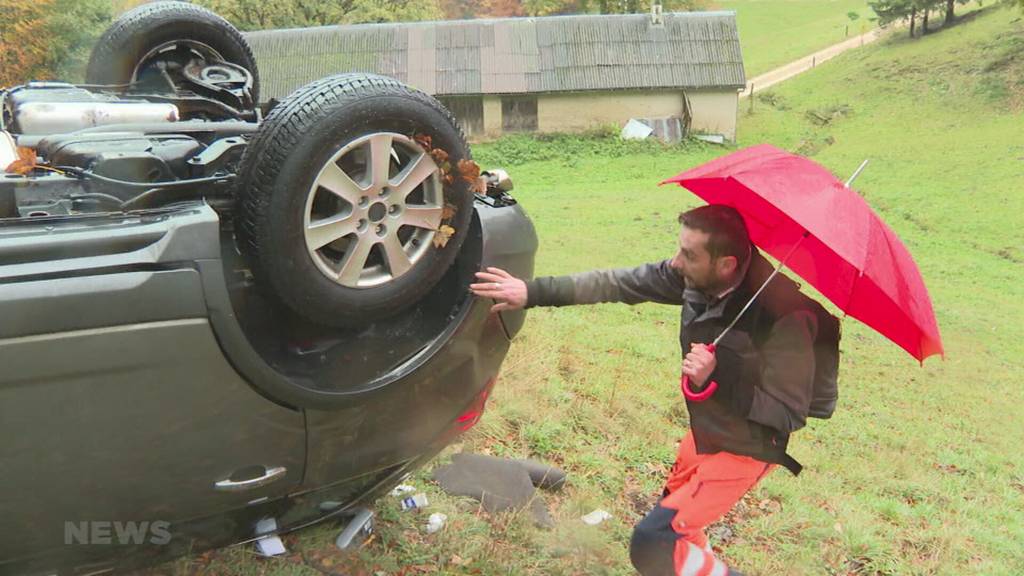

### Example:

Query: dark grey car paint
xmin=0 ymin=199 xmax=537 ymax=575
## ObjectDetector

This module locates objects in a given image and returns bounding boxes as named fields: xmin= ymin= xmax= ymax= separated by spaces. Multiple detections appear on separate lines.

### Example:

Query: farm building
xmin=245 ymin=10 xmax=745 ymax=141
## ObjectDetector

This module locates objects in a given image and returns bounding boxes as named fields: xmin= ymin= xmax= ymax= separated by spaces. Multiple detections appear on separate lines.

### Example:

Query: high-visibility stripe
xmin=695 ymin=549 xmax=728 ymax=576
xmin=679 ymin=542 xmax=707 ymax=575
xmin=695 ymin=550 xmax=715 ymax=576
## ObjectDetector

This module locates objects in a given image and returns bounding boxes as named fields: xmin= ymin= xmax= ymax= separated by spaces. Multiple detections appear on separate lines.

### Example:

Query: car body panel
xmin=0 ymin=198 xmax=537 ymax=574
xmin=0 ymin=319 xmax=307 ymax=572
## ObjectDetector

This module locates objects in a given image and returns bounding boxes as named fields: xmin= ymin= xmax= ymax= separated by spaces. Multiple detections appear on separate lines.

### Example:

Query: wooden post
xmin=749 ymin=83 xmax=754 ymax=113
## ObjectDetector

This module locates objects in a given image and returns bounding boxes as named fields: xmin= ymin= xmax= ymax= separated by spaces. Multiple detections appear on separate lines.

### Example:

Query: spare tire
xmin=235 ymin=73 xmax=476 ymax=327
xmin=85 ymin=1 xmax=259 ymax=103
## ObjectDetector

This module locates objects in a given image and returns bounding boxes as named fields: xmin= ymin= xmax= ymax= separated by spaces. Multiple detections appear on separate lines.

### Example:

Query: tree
xmin=941 ymin=0 xmax=970 ymax=26
xmin=0 ymin=0 xmax=113 ymax=86
xmin=339 ymin=0 xmax=443 ymax=24
xmin=440 ymin=0 xmax=486 ymax=19
xmin=197 ymin=0 xmax=442 ymax=30
xmin=918 ymin=0 xmax=953 ymax=34
xmin=523 ymin=0 xmax=702 ymax=16
xmin=484 ymin=0 xmax=526 ymax=17
xmin=868 ymin=0 xmax=946 ymax=38
xmin=869 ymin=0 xmax=917 ymax=37
xmin=870 ymin=0 xmax=971 ymax=37
xmin=0 ymin=0 xmax=54 ymax=86
xmin=46 ymin=0 xmax=115 ymax=80
xmin=198 ymin=0 xmax=329 ymax=30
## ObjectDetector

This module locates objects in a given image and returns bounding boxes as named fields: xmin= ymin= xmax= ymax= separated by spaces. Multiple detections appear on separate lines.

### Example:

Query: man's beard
xmin=687 ymin=273 xmax=730 ymax=296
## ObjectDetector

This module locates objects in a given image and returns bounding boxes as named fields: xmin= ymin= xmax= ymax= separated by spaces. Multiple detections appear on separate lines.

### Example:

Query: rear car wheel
xmin=85 ymin=1 xmax=260 ymax=103
xmin=235 ymin=73 xmax=475 ymax=327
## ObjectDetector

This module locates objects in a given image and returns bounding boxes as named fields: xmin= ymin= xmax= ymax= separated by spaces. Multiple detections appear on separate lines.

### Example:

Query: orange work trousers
xmin=629 ymin=432 xmax=774 ymax=576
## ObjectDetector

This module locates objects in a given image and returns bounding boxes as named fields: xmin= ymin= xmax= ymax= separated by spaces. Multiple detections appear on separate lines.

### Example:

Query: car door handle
xmin=214 ymin=466 xmax=287 ymax=492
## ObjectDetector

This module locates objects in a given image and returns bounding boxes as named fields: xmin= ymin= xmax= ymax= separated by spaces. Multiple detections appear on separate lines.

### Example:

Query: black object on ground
xmin=514 ymin=458 xmax=567 ymax=491
xmin=432 ymin=453 xmax=567 ymax=528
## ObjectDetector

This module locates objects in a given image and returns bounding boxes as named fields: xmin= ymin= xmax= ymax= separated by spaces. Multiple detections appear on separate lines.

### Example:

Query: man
xmin=470 ymin=204 xmax=829 ymax=576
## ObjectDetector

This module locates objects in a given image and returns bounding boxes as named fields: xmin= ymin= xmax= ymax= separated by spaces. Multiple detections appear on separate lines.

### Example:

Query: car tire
xmin=235 ymin=73 xmax=475 ymax=327
xmin=85 ymin=1 xmax=260 ymax=103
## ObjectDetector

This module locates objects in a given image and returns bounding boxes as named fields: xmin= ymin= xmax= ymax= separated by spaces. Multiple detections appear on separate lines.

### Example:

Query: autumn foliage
xmin=0 ymin=0 xmax=57 ymax=87
xmin=0 ymin=0 xmax=115 ymax=88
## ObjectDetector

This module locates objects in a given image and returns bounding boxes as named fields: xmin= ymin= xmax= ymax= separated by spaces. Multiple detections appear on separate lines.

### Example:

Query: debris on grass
xmin=425 ymin=513 xmax=447 ymax=534
xmin=389 ymin=484 xmax=417 ymax=497
xmin=399 ymin=493 xmax=430 ymax=511
xmin=254 ymin=518 xmax=287 ymax=556
xmin=756 ymin=90 xmax=790 ymax=110
xmin=580 ymin=509 xmax=612 ymax=525
xmin=514 ymin=458 xmax=567 ymax=491
xmin=794 ymin=134 xmax=835 ymax=157
xmin=255 ymin=535 xmax=287 ymax=557
xmin=694 ymin=134 xmax=726 ymax=145
xmin=433 ymin=452 xmax=558 ymax=528
xmin=804 ymin=104 xmax=852 ymax=126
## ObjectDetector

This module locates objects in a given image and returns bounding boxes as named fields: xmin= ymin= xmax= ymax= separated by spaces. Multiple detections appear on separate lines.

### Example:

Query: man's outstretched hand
xmin=470 ymin=267 xmax=528 ymax=313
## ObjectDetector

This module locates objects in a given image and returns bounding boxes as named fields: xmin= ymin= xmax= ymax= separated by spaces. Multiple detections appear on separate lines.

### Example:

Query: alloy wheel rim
xmin=302 ymin=132 xmax=443 ymax=288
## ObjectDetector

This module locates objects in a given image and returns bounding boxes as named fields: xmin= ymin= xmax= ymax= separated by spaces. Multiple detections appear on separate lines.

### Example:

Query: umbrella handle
xmin=680 ymin=343 xmax=718 ymax=402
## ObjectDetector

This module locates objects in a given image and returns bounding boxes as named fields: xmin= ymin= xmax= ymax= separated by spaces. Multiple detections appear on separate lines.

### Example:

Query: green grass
xmin=157 ymin=5 xmax=1024 ymax=575
xmin=712 ymin=0 xmax=874 ymax=77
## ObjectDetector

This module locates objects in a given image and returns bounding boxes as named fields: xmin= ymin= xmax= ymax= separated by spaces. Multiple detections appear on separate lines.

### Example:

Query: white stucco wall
xmin=684 ymin=90 xmax=739 ymax=141
xmin=536 ymin=90 xmax=685 ymax=133
xmin=476 ymin=89 xmax=738 ymax=141
xmin=482 ymin=96 xmax=502 ymax=139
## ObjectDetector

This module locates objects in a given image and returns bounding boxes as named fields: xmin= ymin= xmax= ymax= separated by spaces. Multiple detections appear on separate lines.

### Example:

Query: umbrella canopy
xmin=662 ymin=144 xmax=943 ymax=362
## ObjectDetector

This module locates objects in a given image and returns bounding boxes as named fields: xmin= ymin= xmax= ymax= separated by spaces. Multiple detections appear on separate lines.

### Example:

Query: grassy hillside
xmin=713 ymin=0 xmax=873 ymax=77
xmin=164 ymin=5 xmax=1024 ymax=576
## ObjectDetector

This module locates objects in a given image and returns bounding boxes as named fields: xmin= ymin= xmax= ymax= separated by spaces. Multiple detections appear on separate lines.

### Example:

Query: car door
xmin=0 ymin=210 xmax=305 ymax=569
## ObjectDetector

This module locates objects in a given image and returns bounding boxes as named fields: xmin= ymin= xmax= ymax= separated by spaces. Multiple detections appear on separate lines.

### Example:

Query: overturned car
xmin=0 ymin=2 xmax=536 ymax=573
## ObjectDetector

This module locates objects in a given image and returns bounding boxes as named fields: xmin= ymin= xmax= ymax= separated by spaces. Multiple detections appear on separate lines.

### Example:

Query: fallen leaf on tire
xmin=442 ymin=173 xmax=454 ymax=186
xmin=430 ymin=147 xmax=449 ymax=165
xmin=441 ymin=204 xmax=457 ymax=220
xmin=433 ymin=225 xmax=456 ymax=248
xmin=5 ymin=147 xmax=37 ymax=175
xmin=473 ymin=176 xmax=487 ymax=194
xmin=413 ymin=133 xmax=432 ymax=151
xmin=457 ymin=158 xmax=481 ymax=184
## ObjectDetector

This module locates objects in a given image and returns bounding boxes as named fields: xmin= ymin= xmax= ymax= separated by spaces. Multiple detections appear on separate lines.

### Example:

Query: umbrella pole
xmin=712 ymin=158 xmax=869 ymax=347
xmin=712 ymin=233 xmax=808 ymax=347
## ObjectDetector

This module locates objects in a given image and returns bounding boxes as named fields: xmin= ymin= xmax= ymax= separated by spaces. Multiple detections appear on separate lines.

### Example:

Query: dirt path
xmin=741 ymin=27 xmax=889 ymax=98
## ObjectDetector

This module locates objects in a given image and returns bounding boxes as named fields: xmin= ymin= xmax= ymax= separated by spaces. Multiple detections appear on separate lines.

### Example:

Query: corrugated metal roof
xmin=245 ymin=11 xmax=745 ymax=101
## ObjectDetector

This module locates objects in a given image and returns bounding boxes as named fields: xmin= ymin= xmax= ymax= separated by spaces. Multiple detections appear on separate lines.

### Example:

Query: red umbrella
xmin=662 ymin=144 xmax=943 ymax=398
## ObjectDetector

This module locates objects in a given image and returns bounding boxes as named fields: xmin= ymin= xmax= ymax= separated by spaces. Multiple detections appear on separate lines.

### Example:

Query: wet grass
xmin=713 ymin=0 xmax=874 ymax=77
xmin=152 ymin=4 xmax=1023 ymax=575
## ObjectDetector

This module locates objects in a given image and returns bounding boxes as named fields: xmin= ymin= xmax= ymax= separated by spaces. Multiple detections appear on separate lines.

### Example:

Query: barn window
xmin=501 ymin=96 xmax=537 ymax=132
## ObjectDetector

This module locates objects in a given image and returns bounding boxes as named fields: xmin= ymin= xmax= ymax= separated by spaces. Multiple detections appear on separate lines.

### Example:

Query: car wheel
xmin=235 ymin=73 xmax=475 ymax=327
xmin=85 ymin=1 xmax=260 ymax=103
